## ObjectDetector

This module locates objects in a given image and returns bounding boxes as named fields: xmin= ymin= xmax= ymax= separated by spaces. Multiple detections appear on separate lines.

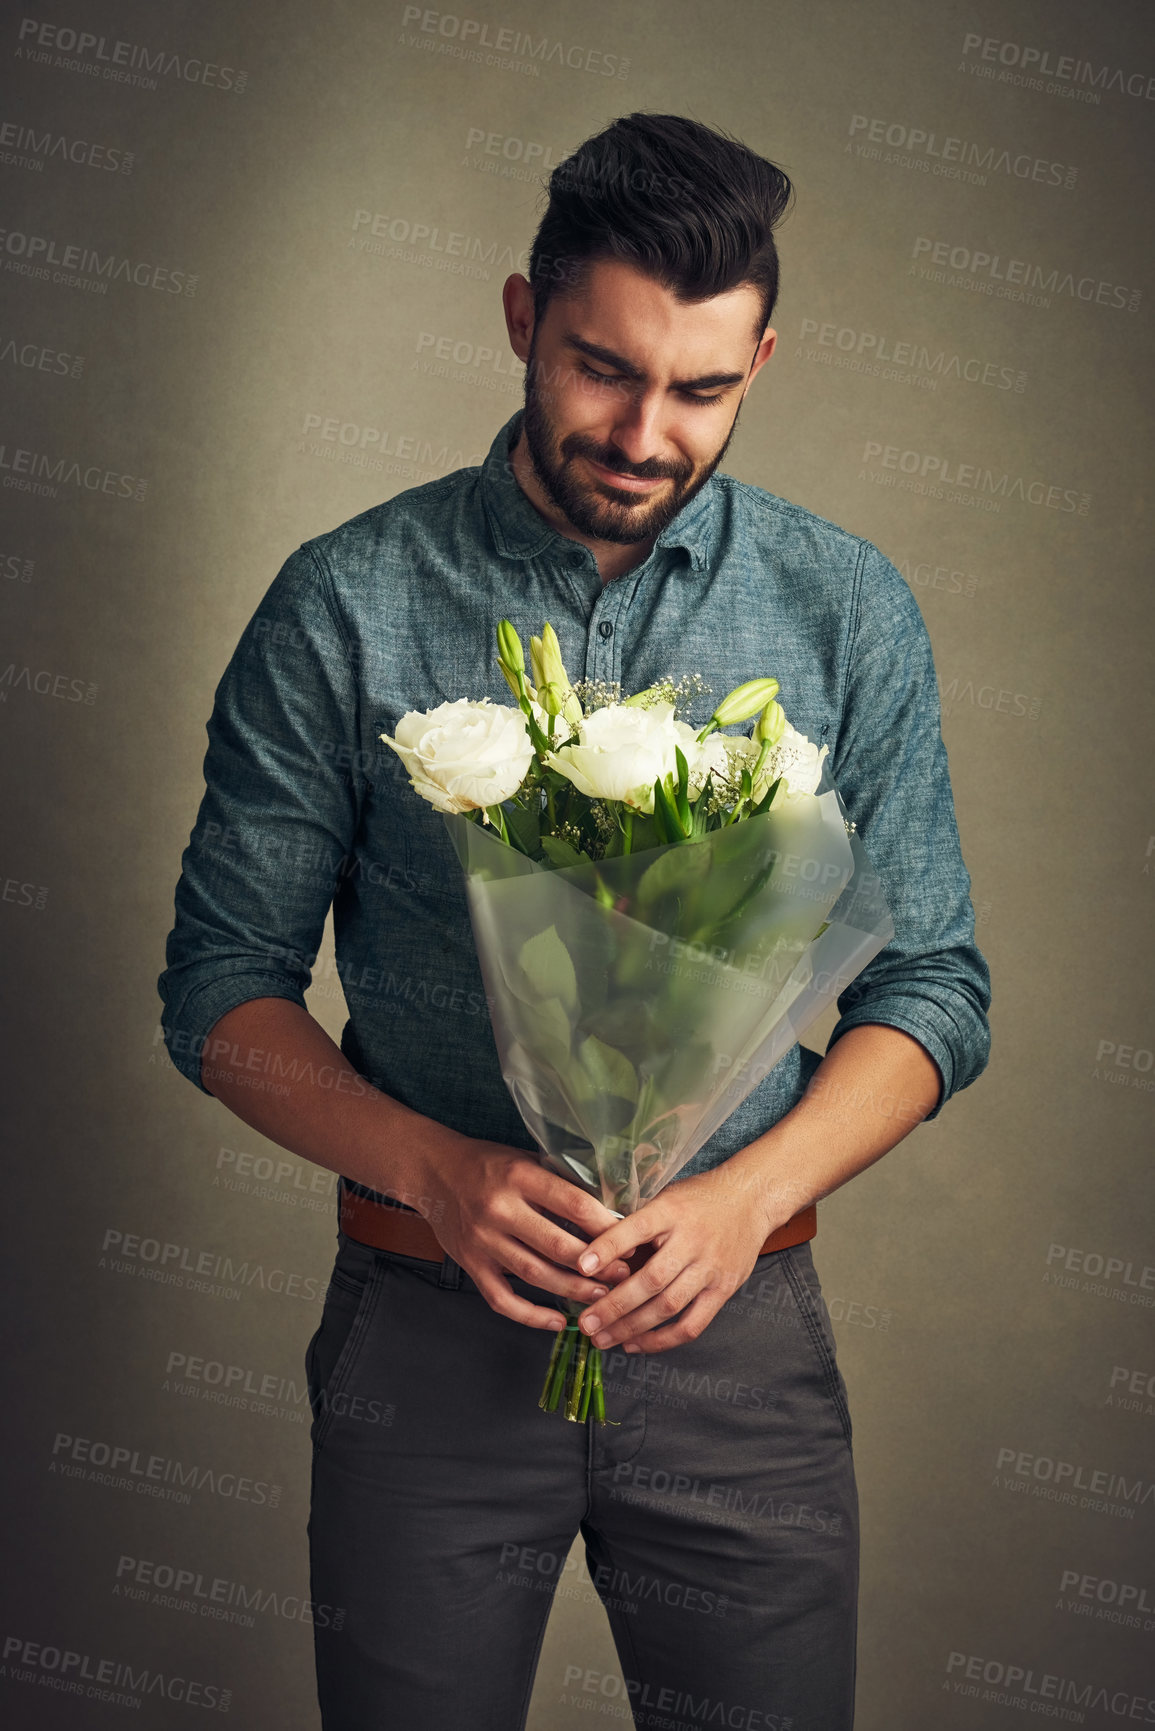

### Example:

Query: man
xmin=159 ymin=114 xmax=990 ymax=1730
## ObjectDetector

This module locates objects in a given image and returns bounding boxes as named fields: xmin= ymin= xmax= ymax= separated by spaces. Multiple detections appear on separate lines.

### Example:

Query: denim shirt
xmin=158 ymin=409 xmax=990 ymax=1191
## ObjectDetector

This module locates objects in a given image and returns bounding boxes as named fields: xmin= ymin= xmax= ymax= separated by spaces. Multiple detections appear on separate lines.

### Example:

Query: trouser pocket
xmin=305 ymin=1235 xmax=387 ymax=1453
xmin=781 ymin=1242 xmax=854 ymax=1451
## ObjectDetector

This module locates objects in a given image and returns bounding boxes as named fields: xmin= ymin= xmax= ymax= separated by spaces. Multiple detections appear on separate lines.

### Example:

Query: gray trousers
xmin=305 ymin=1227 xmax=858 ymax=1731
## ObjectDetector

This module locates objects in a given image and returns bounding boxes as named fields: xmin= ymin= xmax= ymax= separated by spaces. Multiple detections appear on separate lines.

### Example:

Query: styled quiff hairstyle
xmin=527 ymin=113 xmax=794 ymax=340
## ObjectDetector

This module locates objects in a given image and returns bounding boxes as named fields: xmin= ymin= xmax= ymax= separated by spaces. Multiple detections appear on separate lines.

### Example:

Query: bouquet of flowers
xmin=381 ymin=622 xmax=893 ymax=1423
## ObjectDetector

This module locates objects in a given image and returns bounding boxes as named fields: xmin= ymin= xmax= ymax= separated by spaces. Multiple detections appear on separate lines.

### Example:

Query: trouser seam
xmin=515 ymin=1580 xmax=566 ymax=1731
xmin=584 ymin=1528 xmax=645 ymax=1727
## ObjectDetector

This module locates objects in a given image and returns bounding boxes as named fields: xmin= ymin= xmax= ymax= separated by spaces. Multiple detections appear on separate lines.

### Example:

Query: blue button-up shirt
xmin=158 ymin=409 xmax=990 ymax=1190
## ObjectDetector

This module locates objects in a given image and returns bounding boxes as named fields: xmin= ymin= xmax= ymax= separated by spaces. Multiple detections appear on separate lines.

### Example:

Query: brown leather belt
xmin=339 ymin=1185 xmax=816 ymax=1265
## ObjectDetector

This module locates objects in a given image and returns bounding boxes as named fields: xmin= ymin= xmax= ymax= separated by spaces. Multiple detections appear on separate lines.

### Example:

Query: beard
xmin=519 ymin=340 xmax=743 ymax=545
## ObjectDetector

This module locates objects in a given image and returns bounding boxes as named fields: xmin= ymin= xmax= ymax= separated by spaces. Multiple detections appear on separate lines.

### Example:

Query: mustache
xmin=561 ymin=435 xmax=691 ymax=485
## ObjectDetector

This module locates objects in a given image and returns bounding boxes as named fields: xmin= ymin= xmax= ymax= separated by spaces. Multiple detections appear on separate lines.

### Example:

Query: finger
xmin=610 ymin=1288 xmax=724 ymax=1355
xmin=503 ymin=1200 xmax=633 ymax=1283
xmin=521 ymin=1168 xmax=626 ymax=1237
xmin=572 ymin=1208 xmax=665 ymax=1277
xmin=577 ymin=1248 xmax=690 ymax=1338
xmin=469 ymin=1263 xmax=569 ymax=1332
xmin=489 ymin=1235 xmax=616 ymax=1307
xmin=599 ymin=1258 xmax=634 ymax=1285
xmin=582 ymin=1264 xmax=704 ymax=1349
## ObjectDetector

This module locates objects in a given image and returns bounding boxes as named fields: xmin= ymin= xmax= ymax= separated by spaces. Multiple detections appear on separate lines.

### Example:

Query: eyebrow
xmin=562 ymin=332 xmax=749 ymax=392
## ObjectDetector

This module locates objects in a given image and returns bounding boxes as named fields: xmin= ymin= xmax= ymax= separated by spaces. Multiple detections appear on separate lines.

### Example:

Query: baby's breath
xmin=588 ymin=801 xmax=616 ymax=841
xmin=705 ymin=777 xmax=738 ymax=818
xmin=625 ymin=679 xmax=675 ymax=710
xmin=664 ymin=671 xmax=712 ymax=717
xmin=568 ymin=671 xmax=712 ymax=721
xmin=621 ymin=671 xmax=712 ymax=717
xmin=571 ymin=676 xmax=621 ymax=715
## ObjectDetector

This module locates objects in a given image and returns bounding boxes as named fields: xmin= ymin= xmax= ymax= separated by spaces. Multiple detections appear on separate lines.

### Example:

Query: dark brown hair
xmin=528 ymin=113 xmax=794 ymax=339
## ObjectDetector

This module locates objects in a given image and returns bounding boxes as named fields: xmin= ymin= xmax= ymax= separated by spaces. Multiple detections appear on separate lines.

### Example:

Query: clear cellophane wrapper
xmin=445 ymin=773 xmax=894 ymax=1217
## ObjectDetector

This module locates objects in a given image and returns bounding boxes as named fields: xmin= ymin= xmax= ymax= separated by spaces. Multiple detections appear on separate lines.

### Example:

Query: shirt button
xmin=598 ymin=621 xmax=614 ymax=639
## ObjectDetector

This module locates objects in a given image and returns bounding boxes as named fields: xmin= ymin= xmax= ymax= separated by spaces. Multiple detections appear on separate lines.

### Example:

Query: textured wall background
xmin=2 ymin=0 xmax=1153 ymax=1724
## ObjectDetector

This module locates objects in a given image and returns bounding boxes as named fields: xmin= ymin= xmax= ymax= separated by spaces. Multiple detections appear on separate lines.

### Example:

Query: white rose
xmin=380 ymin=697 xmax=534 ymax=816
xmin=723 ymin=723 xmax=828 ymax=802
xmin=543 ymin=699 xmax=686 ymax=813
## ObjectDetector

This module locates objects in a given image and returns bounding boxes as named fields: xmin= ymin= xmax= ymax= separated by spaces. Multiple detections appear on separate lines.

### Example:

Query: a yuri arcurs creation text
xmin=381 ymin=623 xmax=894 ymax=1423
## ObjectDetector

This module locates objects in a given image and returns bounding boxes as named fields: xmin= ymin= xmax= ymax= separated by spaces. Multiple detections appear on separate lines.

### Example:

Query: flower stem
xmin=537 ymin=1327 xmax=619 ymax=1424
xmin=579 ymin=1356 xmax=594 ymax=1421
xmin=565 ymin=1333 xmax=590 ymax=1421
xmin=539 ymin=1325 xmax=576 ymax=1414
xmin=539 ymin=1322 xmax=568 ymax=1411
xmin=592 ymin=1350 xmax=608 ymax=1424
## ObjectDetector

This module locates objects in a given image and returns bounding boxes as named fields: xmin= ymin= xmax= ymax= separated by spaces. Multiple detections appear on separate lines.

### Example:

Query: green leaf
xmin=675 ymin=744 xmax=689 ymax=799
xmin=691 ymin=773 xmax=714 ymax=837
xmin=629 ymin=812 xmax=661 ymax=852
xmin=635 ymin=834 xmax=712 ymax=908
xmin=650 ymin=779 xmax=671 ymax=844
xmin=518 ymin=925 xmax=578 ymax=1011
xmin=652 ymin=775 xmax=685 ymax=844
xmin=540 ymin=834 xmax=588 ymax=869
xmin=503 ymin=800 xmax=541 ymax=856
xmin=531 ymin=995 xmax=576 ymax=1064
xmin=751 ymin=775 xmax=783 ymax=817
xmin=576 ymin=1034 xmax=638 ymax=1105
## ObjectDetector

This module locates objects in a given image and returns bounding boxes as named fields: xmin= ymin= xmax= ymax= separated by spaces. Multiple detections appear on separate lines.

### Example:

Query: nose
xmin=605 ymin=388 xmax=667 ymax=469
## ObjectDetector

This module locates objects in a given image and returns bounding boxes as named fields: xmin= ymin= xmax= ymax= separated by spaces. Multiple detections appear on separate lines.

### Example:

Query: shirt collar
xmin=480 ymin=409 xmax=714 ymax=572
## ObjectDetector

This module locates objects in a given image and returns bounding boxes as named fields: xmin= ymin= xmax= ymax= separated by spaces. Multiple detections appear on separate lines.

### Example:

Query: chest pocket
xmin=369 ymin=728 xmax=475 ymax=903
xmin=399 ymin=780 xmax=471 ymax=904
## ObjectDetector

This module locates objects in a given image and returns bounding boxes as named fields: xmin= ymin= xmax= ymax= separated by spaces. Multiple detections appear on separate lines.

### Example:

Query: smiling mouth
xmin=582 ymin=455 xmax=671 ymax=495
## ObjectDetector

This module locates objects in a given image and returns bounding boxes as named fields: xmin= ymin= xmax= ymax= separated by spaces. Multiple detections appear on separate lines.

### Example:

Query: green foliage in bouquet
xmin=380 ymin=621 xmax=889 ymax=1426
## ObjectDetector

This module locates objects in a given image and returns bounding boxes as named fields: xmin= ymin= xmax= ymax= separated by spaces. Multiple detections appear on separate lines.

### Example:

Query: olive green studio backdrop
xmin=2 ymin=0 xmax=1153 ymax=1725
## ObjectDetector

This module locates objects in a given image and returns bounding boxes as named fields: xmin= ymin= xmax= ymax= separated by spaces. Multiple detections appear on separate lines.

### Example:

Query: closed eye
xmin=578 ymin=361 xmax=726 ymax=407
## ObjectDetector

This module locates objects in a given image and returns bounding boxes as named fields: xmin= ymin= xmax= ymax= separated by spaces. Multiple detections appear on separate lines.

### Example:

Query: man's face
xmin=512 ymin=257 xmax=776 ymax=546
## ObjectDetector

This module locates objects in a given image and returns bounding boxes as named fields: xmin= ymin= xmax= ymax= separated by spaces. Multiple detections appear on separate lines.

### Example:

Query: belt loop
xmin=438 ymin=1254 xmax=463 ymax=1290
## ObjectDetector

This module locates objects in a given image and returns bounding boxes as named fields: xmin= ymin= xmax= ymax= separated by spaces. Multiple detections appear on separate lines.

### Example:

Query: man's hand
xmin=417 ymin=1133 xmax=632 ymax=1332
xmin=568 ymin=1165 xmax=780 ymax=1356
xmin=571 ymin=1025 xmax=943 ymax=1355
xmin=197 ymin=1000 xmax=629 ymax=1333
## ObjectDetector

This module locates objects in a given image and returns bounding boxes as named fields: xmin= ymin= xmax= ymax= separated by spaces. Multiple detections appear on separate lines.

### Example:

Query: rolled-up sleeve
xmin=157 ymin=543 xmax=362 ymax=1094
xmin=826 ymin=543 xmax=991 ymax=1118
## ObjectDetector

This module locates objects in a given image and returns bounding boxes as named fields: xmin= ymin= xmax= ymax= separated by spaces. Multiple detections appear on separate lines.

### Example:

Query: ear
xmin=742 ymin=327 xmax=777 ymax=398
xmin=502 ymin=273 xmax=535 ymax=365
